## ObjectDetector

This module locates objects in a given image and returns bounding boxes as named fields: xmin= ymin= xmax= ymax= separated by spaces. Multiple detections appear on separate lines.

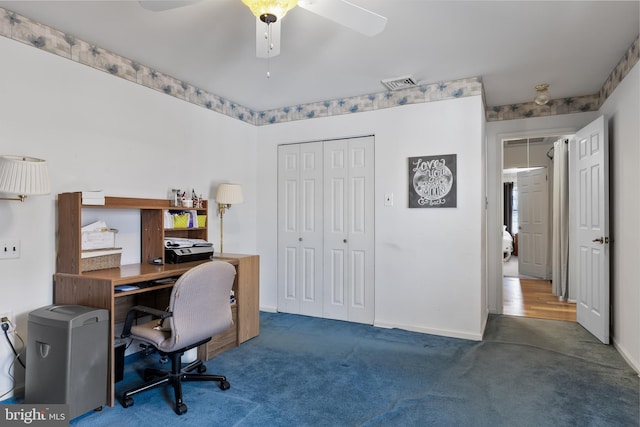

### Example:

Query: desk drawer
xmin=198 ymin=304 xmax=237 ymax=361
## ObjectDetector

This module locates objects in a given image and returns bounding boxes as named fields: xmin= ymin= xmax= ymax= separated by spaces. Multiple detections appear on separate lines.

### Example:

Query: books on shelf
xmin=115 ymin=285 xmax=139 ymax=293
xmin=82 ymin=197 xmax=105 ymax=205
xmin=82 ymin=190 xmax=105 ymax=205
xmin=166 ymin=210 xmax=203 ymax=229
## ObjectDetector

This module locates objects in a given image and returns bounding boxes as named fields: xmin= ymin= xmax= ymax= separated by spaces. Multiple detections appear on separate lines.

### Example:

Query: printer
xmin=164 ymin=238 xmax=214 ymax=263
xmin=165 ymin=246 xmax=214 ymax=264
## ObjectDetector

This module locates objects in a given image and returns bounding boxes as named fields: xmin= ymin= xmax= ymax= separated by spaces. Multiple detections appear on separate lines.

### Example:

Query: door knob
xmin=592 ymin=237 xmax=609 ymax=244
xmin=298 ymin=237 xmax=302 ymax=242
xmin=343 ymin=239 xmax=347 ymax=243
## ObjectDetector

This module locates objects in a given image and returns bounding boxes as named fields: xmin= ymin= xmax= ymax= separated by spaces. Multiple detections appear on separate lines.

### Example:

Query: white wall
xmin=598 ymin=62 xmax=639 ymax=372
xmin=0 ymin=36 xmax=258 ymax=396
xmin=257 ymin=97 xmax=487 ymax=340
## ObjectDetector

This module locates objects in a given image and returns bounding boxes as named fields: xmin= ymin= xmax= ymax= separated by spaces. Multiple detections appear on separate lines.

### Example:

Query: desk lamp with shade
xmin=215 ymin=183 xmax=243 ymax=254
xmin=0 ymin=155 xmax=51 ymax=202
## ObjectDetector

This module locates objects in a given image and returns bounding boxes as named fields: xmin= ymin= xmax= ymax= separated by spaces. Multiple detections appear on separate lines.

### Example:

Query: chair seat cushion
xmin=131 ymin=319 xmax=172 ymax=349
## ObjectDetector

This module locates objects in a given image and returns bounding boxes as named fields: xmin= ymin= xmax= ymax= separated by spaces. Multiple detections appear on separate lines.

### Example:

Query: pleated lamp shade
xmin=215 ymin=183 xmax=244 ymax=205
xmin=0 ymin=155 xmax=51 ymax=196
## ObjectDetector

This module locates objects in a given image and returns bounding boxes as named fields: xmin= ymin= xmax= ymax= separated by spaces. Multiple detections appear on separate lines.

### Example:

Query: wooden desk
xmin=53 ymin=254 xmax=259 ymax=406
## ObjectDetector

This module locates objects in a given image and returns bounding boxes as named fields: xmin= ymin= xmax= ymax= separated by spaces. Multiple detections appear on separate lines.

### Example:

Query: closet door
xmin=277 ymin=143 xmax=324 ymax=316
xmin=323 ymin=137 xmax=375 ymax=324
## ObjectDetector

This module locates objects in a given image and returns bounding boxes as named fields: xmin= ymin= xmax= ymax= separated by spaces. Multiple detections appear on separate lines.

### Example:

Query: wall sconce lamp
xmin=0 ymin=155 xmax=51 ymax=202
xmin=215 ymin=183 xmax=243 ymax=254
xmin=534 ymin=83 xmax=550 ymax=105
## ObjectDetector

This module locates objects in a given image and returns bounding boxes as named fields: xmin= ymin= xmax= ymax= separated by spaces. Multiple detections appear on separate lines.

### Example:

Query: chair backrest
xmin=162 ymin=260 xmax=236 ymax=352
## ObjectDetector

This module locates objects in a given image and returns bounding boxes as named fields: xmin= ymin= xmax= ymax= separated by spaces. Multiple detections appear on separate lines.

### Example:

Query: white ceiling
xmin=0 ymin=1 xmax=638 ymax=112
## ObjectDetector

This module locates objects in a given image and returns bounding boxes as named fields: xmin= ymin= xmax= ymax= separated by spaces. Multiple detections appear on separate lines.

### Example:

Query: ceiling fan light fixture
xmin=242 ymin=0 xmax=299 ymax=22
xmin=534 ymin=83 xmax=550 ymax=105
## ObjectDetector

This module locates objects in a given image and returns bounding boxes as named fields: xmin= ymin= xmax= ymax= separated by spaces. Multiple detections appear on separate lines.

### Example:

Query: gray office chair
xmin=120 ymin=260 xmax=236 ymax=415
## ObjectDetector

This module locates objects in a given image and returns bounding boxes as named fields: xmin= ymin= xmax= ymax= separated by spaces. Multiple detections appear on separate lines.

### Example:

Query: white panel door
xmin=517 ymin=168 xmax=549 ymax=279
xmin=277 ymin=142 xmax=324 ymax=316
xmin=323 ymin=137 xmax=375 ymax=324
xmin=571 ymin=116 xmax=609 ymax=344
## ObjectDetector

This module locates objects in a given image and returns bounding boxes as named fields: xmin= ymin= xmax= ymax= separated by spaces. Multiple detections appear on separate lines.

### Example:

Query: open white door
xmin=570 ymin=116 xmax=610 ymax=344
xmin=517 ymin=168 xmax=549 ymax=279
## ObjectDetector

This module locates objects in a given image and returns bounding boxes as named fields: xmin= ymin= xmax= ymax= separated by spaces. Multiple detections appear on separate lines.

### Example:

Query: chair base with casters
xmin=120 ymin=338 xmax=230 ymax=415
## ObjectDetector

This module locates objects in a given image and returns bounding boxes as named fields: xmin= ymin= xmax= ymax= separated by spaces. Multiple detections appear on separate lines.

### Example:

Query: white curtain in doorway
xmin=551 ymin=139 xmax=570 ymax=299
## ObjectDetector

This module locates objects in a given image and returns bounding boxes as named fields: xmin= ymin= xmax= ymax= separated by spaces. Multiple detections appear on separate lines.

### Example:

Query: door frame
xmin=489 ymin=127 xmax=578 ymax=314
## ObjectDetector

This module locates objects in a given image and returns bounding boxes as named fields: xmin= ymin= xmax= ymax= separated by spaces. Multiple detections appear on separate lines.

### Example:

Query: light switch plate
xmin=384 ymin=193 xmax=394 ymax=207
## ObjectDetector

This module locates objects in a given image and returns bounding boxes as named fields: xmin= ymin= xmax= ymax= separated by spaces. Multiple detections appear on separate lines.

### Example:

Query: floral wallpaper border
xmin=1 ymin=7 xmax=637 ymax=125
xmin=487 ymin=36 xmax=638 ymax=122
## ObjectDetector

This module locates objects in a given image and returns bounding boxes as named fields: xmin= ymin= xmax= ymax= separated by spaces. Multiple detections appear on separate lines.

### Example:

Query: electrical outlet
xmin=0 ymin=312 xmax=14 ymax=332
xmin=0 ymin=239 xmax=20 ymax=259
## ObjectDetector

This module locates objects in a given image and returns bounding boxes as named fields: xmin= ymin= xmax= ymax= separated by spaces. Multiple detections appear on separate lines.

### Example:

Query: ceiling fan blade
xmin=298 ymin=0 xmax=387 ymax=36
xmin=138 ymin=1 xmax=203 ymax=12
xmin=256 ymin=19 xmax=281 ymax=59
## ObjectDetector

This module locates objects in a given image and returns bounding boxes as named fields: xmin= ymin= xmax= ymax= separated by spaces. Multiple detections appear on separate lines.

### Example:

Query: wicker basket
xmin=81 ymin=248 xmax=122 ymax=272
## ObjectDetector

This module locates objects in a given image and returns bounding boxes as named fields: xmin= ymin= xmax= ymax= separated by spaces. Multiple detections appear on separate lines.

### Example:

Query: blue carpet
xmin=52 ymin=313 xmax=640 ymax=426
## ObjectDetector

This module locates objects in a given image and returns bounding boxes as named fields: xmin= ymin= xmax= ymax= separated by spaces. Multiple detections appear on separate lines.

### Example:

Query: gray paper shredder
xmin=25 ymin=304 xmax=109 ymax=419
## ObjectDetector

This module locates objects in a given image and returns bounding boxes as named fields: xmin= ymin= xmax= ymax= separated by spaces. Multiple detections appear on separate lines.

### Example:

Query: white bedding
xmin=502 ymin=226 xmax=513 ymax=260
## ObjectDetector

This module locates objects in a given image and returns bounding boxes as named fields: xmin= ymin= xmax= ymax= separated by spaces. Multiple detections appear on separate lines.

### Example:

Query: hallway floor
xmin=503 ymin=276 xmax=576 ymax=322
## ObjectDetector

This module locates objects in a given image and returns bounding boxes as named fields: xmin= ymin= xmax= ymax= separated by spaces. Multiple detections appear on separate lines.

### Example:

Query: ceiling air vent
xmin=381 ymin=75 xmax=417 ymax=91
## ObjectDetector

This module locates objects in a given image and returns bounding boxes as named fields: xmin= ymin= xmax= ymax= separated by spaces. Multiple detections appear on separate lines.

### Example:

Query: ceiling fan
xmin=139 ymin=0 xmax=387 ymax=59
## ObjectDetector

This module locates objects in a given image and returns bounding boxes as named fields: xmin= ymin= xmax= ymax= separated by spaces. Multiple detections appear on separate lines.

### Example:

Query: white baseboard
xmin=259 ymin=306 xmax=277 ymax=313
xmin=373 ymin=320 xmax=483 ymax=341
xmin=612 ymin=336 xmax=640 ymax=375
xmin=480 ymin=312 xmax=489 ymax=337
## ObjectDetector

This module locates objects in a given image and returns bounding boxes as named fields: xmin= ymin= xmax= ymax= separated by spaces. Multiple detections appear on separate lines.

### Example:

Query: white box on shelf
xmin=82 ymin=229 xmax=117 ymax=250
xmin=81 ymin=220 xmax=118 ymax=250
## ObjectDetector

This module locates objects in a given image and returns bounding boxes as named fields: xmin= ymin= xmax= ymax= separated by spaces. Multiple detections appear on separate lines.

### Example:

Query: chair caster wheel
xmin=219 ymin=380 xmax=231 ymax=390
xmin=175 ymin=403 xmax=188 ymax=415
xmin=197 ymin=365 xmax=207 ymax=373
xmin=122 ymin=397 xmax=134 ymax=408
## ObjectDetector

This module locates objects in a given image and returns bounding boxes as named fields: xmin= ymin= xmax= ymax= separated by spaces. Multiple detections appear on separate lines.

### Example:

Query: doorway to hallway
xmin=501 ymin=135 xmax=576 ymax=322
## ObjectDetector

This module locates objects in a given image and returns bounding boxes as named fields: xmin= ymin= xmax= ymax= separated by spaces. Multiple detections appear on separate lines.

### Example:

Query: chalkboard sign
xmin=408 ymin=154 xmax=457 ymax=208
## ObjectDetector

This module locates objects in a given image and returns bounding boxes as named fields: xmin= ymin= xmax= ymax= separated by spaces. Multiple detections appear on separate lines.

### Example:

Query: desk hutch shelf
xmin=53 ymin=192 xmax=259 ymax=406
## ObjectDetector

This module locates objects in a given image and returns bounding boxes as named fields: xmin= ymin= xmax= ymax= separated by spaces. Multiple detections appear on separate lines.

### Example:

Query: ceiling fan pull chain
xmin=266 ymin=22 xmax=272 ymax=78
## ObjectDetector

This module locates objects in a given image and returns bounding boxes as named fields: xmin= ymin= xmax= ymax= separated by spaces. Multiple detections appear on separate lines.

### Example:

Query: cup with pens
xmin=171 ymin=188 xmax=203 ymax=208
